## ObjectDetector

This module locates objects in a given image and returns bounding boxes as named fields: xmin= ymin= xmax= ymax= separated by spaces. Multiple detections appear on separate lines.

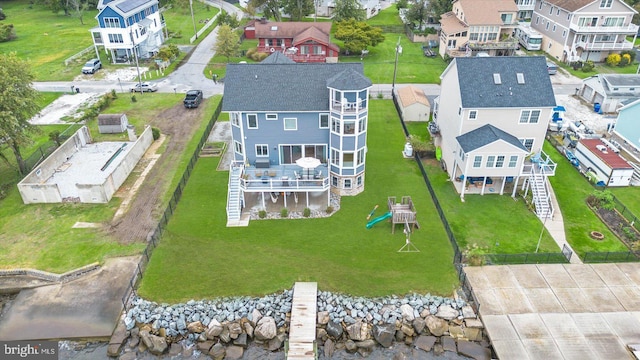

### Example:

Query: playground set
xmin=366 ymin=196 xmax=421 ymax=252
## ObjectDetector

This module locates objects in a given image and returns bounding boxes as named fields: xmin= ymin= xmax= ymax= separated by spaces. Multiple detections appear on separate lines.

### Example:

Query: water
xmin=58 ymin=341 xmax=473 ymax=360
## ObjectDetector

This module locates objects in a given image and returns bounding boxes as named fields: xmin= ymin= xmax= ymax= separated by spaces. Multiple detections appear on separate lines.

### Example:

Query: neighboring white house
xmin=316 ymin=0 xmax=381 ymax=19
xmin=89 ymin=0 xmax=166 ymax=63
xmin=433 ymin=56 xmax=557 ymax=218
xmin=397 ymin=86 xmax=431 ymax=122
xmin=575 ymin=138 xmax=634 ymax=186
xmin=579 ymin=74 xmax=640 ymax=113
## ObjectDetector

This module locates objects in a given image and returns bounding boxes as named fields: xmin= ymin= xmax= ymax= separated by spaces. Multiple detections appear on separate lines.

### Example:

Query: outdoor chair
xmin=294 ymin=171 xmax=302 ymax=180
xmin=261 ymin=170 xmax=269 ymax=184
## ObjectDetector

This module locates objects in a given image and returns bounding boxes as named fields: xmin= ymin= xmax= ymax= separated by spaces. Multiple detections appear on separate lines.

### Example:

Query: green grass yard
xmin=610 ymin=187 xmax=640 ymax=221
xmin=163 ymin=3 xmax=220 ymax=46
xmin=544 ymin=142 xmax=628 ymax=255
xmin=138 ymin=100 xmax=459 ymax=302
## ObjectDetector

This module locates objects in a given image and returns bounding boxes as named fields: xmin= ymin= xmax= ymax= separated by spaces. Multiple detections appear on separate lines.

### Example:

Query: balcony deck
xmin=569 ymin=23 xmax=638 ymax=34
xmin=239 ymin=164 xmax=329 ymax=192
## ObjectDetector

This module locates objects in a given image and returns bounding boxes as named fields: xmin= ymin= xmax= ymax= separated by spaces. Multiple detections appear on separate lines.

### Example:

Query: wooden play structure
xmin=388 ymin=196 xmax=420 ymax=234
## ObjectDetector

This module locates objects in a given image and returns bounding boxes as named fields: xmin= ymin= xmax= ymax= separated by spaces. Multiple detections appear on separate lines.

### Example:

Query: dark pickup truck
xmin=183 ymin=90 xmax=203 ymax=108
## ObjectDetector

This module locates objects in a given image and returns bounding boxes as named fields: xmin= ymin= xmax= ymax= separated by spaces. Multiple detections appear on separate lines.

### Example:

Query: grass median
xmin=138 ymin=100 xmax=459 ymax=302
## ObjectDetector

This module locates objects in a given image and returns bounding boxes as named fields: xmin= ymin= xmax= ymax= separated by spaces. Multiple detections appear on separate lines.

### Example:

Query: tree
xmin=68 ymin=0 xmax=88 ymax=24
xmin=248 ymin=0 xmax=283 ymax=21
xmin=334 ymin=19 xmax=384 ymax=54
xmin=0 ymin=53 xmax=41 ymax=175
xmin=333 ymin=0 xmax=365 ymax=22
xmin=405 ymin=0 xmax=432 ymax=30
xmin=217 ymin=10 xmax=240 ymax=28
xmin=282 ymin=0 xmax=314 ymax=21
xmin=426 ymin=0 xmax=452 ymax=22
xmin=215 ymin=24 xmax=240 ymax=62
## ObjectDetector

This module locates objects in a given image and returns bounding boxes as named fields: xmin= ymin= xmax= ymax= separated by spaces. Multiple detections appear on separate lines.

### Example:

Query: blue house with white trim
xmin=90 ymin=0 xmax=165 ymax=63
xmin=613 ymin=98 xmax=640 ymax=155
xmin=221 ymin=54 xmax=372 ymax=224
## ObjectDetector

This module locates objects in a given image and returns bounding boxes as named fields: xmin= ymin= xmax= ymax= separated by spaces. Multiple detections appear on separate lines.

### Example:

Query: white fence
xmin=64 ymin=45 xmax=95 ymax=66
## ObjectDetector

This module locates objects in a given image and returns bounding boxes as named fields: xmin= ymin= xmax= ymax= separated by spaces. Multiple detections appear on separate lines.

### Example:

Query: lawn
xmin=609 ymin=187 xmax=640 ymax=226
xmin=367 ymin=6 xmax=403 ymax=26
xmin=0 ymin=1 xmax=98 ymax=81
xmin=138 ymin=100 xmax=459 ymax=303
xmin=163 ymin=2 xmax=220 ymax=45
xmin=544 ymin=141 xmax=628 ymax=256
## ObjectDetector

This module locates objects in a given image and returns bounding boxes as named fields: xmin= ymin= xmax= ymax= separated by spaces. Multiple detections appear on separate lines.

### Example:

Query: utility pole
xmin=190 ymin=0 xmax=198 ymax=40
xmin=130 ymin=29 xmax=143 ymax=95
xmin=392 ymin=36 xmax=402 ymax=95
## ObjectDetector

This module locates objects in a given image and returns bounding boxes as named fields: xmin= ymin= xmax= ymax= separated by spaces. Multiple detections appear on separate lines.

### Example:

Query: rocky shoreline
xmin=111 ymin=289 xmax=491 ymax=359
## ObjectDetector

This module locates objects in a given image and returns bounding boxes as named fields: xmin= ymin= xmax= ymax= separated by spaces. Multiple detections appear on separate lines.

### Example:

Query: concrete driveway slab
xmin=483 ymin=265 xmax=520 ymax=288
xmin=616 ymin=263 xmax=640 ymax=286
xmin=481 ymin=315 xmax=519 ymax=340
xmin=571 ymin=313 xmax=613 ymax=337
xmin=581 ymin=288 xmax=625 ymax=312
xmin=521 ymin=338 xmax=564 ymax=360
xmin=601 ymin=312 xmax=640 ymax=343
xmin=553 ymin=337 xmax=601 ymax=360
xmin=609 ymin=286 xmax=640 ymax=311
xmin=495 ymin=288 xmax=534 ymax=313
xmin=463 ymin=266 xmax=492 ymax=289
xmin=553 ymin=287 xmax=593 ymax=313
xmin=540 ymin=313 xmax=581 ymax=338
xmin=537 ymin=264 xmax=578 ymax=288
xmin=509 ymin=265 xmax=548 ymax=288
xmin=0 ymin=257 xmax=138 ymax=341
xmin=510 ymin=313 xmax=552 ymax=339
xmin=491 ymin=340 xmax=530 ymax=359
xmin=523 ymin=288 xmax=564 ymax=313
xmin=563 ymin=264 xmax=606 ymax=288
xmin=591 ymin=263 xmax=635 ymax=286
xmin=474 ymin=290 xmax=504 ymax=315
xmin=585 ymin=336 xmax=630 ymax=359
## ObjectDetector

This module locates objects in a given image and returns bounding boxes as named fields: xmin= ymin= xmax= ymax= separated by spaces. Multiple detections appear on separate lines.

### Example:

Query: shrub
xmin=258 ymin=210 xmax=267 ymax=219
xmin=377 ymin=92 xmax=384 ymax=99
xmin=587 ymin=190 xmax=615 ymax=210
xmin=0 ymin=8 xmax=7 ymax=20
xmin=151 ymin=127 xmax=160 ymax=140
xmin=110 ymin=89 xmax=117 ymax=99
xmin=464 ymin=243 xmax=488 ymax=266
xmin=396 ymin=0 xmax=408 ymax=9
xmin=622 ymin=227 xmax=636 ymax=241
xmin=621 ymin=49 xmax=636 ymax=63
xmin=49 ymin=131 xmax=62 ymax=146
xmin=0 ymin=23 xmax=16 ymax=42
xmin=131 ymin=94 xmax=137 ymax=102
xmin=280 ymin=208 xmax=289 ymax=218
xmin=606 ymin=53 xmax=621 ymax=66
xmin=582 ymin=60 xmax=594 ymax=72
xmin=619 ymin=53 xmax=631 ymax=67
xmin=303 ymin=208 xmax=311 ymax=217
xmin=325 ymin=206 xmax=334 ymax=214
xmin=246 ymin=47 xmax=257 ymax=59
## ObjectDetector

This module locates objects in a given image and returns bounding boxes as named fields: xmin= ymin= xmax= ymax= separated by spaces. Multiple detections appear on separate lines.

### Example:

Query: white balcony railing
xmin=520 ymin=150 xmax=556 ymax=177
xmin=574 ymin=40 xmax=634 ymax=51
xmin=331 ymin=99 xmax=368 ymax=113
xmin=569 ymin=23 xmax=639 ymax=34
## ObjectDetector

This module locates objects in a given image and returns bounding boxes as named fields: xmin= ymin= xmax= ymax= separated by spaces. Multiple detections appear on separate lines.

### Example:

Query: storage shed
xmin=397 ymin=86 xmax=431 ymax=122
xmin=579 ymin=74 xmax=640 ymax=114
xmin=98 ymin=113 xmax=128 ymax=133
xmin=574 ymin=138 xmax=634 ymax=187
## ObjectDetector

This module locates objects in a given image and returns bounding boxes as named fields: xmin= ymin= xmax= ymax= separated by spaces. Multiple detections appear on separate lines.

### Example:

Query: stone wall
xmin=114 ymin=289 xmax=491 ymax=359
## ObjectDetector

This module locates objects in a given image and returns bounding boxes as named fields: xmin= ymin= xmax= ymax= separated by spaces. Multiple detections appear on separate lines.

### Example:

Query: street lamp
xmin=190 ymin=0 xmax=198 ymax=40
xmin=391 ymin=36 xmax=402 ymax=95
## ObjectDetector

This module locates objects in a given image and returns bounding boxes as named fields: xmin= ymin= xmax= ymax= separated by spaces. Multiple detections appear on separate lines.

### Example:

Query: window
xmin=284 ymin=118 xmax=297 ymax=130
xmin=319 ymin=114 xmax=329 ymax=128
xmin=508 ymin=155 xmax=518 ymax=168
xmin=266 ymin=114 xmax=277 ymax=120
xmin=231 ymin=113 xmax=240 ymax=127
xmin=359 ymin=118 xmax=366 ymax=132
xmin=331 ymin=149 xmax=339 ymax=165
xmin=603 ymin=17 xmax=624 ymax=27
xmin=496 ymin=156 xmax=505 ymax=168
xmin=247 ymin=114 xmax=258 ymax=129
xmin=343 ymin=153 xmax=354 ymax=167
xmin=596 ymin=34 xmax=615 ymax=42
xmin=357 ymin=148 xmax=365 ymax=165
xmin=520 ymin=138 xmax=534 ymax=151
xmin=473 ymin=156 xmax=482 ymax=168
xmin=552 ymin=25 xmax=556 ymax=32
xmin=519 ymin=110 xmax=541 ymax=123
xmin=458 ymin=106 xmax=462 ymax=115
xmin=469 ymin=110 xmax=478 ymax=120
xmin=549 ymin=6 xmax=553 ymax=14
xmin=600 ymin=0 xmax=612 ymax=8
xmin=493 ymin=74 xmax=501 ymax=84
xmin=344 ymin=179 xmax=352 ymax=189
xmin=332 ymin=176 xmax=338 ymax=186
xmin=578 ymin=17 xmax=598 ymax=27
xmin=562 ymin=30 xmax=566 ymax=38
xmin=459 ymin=148 xmax=464 ymax=159
xmin=545 ymin=22 xmax=550 ymax=30
xmin=486 ymin=156 xmax=496 ymax=168
xmin=557 ymin=9 xmax=560 ymax=16
xmin=256 ymin=144 xmax=268 ymax=157
xmin=331 ymin=118 xmax=340 ymax=133
xmin=234 ymin=141 xmax=243 ymax=154
xmin=280 ymin=145 xmax=302 ymax=164
xmin=108 ymin=34 xmax=124 ymax=43
xmin=539 ymin=1 xmax=542 ymax=9
xmin=517 ymin=73 xmax=525 ymax=84
xmin=357 ymin=176 xmax=362 ymax=186
xmin=104 ymin=17 xmax=121 ymax=28
xmin=536 ymin=16 xmax=539 ymax=25
xmin=501 ymin=13 xmax=513 ymax=24
xmin=344 ymin=121 xmax=355 ymax=134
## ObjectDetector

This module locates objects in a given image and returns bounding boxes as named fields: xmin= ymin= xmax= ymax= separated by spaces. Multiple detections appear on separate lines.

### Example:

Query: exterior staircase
xmin=226 ymin=163 xmax=243 ymax=226
xmin=529 ymin=166 xmax=553 ymax=220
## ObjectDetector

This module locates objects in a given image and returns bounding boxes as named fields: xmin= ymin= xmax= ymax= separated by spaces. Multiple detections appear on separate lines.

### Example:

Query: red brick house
xmin=245 ymin=21 xmax=339 ymax=63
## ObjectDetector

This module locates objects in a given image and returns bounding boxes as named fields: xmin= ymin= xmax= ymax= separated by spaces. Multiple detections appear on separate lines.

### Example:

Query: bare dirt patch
xmin=107 ymin=104 xmax=206 ymax=244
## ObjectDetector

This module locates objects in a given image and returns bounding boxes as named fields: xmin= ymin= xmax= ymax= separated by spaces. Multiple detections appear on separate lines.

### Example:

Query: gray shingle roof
xmin=260 ymin=52 xmax=295 ymax=64
xmin=456 ymin=124 xmax=528 ymax=152
xmin=222 ymin=63 xmax=371 ymax=112
xmin=454 ymin=56 xmax=556 ymax=109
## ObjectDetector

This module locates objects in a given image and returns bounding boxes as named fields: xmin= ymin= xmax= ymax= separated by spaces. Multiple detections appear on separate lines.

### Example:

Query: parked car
xmin=183 ymin=90 xmax=203 ymax=108
xmin=546 ymin=61 xmax=558 ymax=75
xmin=130 ymin=82 xmax=158 ymax=93
xmin=82 ymin=59 xmax=102 ymax=74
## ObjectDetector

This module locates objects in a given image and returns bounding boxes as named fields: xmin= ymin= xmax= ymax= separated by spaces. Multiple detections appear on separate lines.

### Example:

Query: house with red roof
xmin=244 ymin=20 xmax=339 ymax=63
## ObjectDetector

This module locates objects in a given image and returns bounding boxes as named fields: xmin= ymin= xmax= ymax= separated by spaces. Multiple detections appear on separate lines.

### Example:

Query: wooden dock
xmin=287 ymin=282 xmax=317 ymax=360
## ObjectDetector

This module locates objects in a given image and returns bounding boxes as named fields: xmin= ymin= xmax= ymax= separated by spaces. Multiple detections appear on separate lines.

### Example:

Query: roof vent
xmin=493 ymin=73 xmax=501 ymax=84
xmin=596 ymin=144 xmax=608 ymax=153
xmin=516 ymin=73 xmax=525 ymax=84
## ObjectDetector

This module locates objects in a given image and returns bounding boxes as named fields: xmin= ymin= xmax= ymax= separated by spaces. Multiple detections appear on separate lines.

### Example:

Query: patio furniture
xmin=314 ymin=170 xmax=322 ymax=179
xmin=294 ymin=171 xmax=302 ymax=180
xmin=261 ymin=170 xmax=269 ymax=184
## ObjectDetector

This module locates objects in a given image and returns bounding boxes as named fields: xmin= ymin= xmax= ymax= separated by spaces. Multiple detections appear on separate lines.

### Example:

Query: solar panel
xmin=116 ymin=0 xmax=149 ymax=14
